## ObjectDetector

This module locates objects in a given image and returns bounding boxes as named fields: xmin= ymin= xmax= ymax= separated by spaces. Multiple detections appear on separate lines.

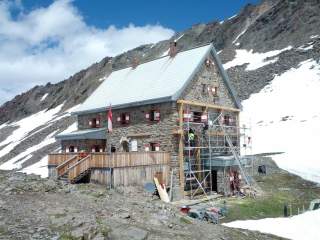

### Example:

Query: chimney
xmin=169 ymin=41 xmax=177 ymax=58
xmin=131 ymin=57 xmax=139 ymax=69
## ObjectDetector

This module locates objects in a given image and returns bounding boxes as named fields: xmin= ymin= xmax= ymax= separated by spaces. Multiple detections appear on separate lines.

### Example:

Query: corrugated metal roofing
xmin=74 ymin=44 xmax=213 ymax=114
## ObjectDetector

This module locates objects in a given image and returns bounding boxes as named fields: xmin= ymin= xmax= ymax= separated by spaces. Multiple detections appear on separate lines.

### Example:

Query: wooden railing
xmin=90 ymin=152 xmax=170 ymax=168
xmin=68 ymin=155 xmax=91 ymax=181
xmin=56 ymin=155 xmax=79 ymax=177
xmin=49 ymin=151 xmax=170 ymax=181
xmin=48 ymin=153 xmax=78 ymax=166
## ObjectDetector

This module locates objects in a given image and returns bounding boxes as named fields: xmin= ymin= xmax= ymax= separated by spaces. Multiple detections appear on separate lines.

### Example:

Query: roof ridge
xmin=110 ymin=42 xmax=213 ymax=73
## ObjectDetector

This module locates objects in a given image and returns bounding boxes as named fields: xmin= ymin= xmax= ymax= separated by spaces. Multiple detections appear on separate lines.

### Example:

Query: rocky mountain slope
xmin=0 ymin=0 xmax=319 ymax=174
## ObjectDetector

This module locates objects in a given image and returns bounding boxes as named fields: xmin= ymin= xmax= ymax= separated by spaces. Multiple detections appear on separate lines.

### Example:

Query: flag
xmin=107 ymin=105 xmax=112 ymax=132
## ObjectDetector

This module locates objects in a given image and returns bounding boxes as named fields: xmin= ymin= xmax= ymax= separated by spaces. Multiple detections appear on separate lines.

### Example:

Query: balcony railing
xmin=48 ymin=151 xmax=170 ymax=169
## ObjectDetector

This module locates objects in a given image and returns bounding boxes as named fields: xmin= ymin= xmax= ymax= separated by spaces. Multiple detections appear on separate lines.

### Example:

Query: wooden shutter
xmin=154 ymin=111 xmax=160 ymax=121
xmin=144 ymin=143 xmax=150 ymax=152
xmin=201 ymin=113 xmax=208 ymax=123
xmin=145 ymin=112 xmax=150 ymax=120
xmin=125 ymin=113 xmax=130 ymax=123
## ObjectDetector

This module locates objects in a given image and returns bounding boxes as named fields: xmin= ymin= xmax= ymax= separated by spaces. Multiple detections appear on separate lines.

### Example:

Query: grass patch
xmin=96 ymin=216 xmax=111 ymax=237
xmin=59 ymin=232 xmax=78 ymax=240
xmin=221 ymin=172 xmax=320 ymax=223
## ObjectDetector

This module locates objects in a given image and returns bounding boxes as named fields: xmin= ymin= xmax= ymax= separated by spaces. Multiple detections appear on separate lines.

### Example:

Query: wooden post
xmin=178 ymin=103 xmax=185 ymax=197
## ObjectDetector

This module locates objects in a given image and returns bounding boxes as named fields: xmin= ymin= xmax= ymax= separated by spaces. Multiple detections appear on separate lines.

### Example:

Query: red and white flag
xmin=107 ymin=104 xmax=112 ymax=132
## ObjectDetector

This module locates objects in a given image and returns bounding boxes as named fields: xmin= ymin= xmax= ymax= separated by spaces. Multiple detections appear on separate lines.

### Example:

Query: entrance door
xmin=211 ymin=170 xmax=218 ymax=192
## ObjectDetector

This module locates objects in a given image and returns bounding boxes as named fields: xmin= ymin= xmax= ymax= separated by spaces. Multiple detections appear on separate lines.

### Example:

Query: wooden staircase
xmin=56 ymin=154 xmax=92 ymax=183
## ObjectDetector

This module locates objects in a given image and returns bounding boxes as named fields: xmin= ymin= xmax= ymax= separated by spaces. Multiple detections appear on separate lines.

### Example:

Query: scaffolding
xmin=179 ymin=101 xmax=254 ymax=199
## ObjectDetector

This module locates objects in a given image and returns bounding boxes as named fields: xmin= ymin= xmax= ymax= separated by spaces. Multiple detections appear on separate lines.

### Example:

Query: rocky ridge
xmin=0 ymin=0 xmax=319 ymax=170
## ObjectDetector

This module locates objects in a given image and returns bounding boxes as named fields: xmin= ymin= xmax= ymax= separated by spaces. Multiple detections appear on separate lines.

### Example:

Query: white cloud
xmin=0 ymin=0 xmax=174 ymax=105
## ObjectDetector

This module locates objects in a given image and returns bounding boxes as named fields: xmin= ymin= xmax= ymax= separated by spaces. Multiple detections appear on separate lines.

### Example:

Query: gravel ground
xmin=0 ymin=170 xmax=285 ymax=240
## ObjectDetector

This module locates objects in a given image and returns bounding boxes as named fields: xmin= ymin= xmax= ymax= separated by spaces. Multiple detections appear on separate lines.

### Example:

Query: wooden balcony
xmin=48 ymin=151 xmax=170 ymax=168
xmin=48 ymin=152 xmax=171 ymax=186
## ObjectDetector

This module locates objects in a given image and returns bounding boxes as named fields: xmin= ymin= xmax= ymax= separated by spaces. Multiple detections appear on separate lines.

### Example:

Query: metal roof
xmin=73 ymin=43 xmax=242 ymax=115
xmin=55 ymin=128 xmax=107 ymax=141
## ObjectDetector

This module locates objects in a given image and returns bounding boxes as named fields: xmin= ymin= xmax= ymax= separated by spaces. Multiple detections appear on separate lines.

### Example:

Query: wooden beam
xmin=178 ymin=103 xmax=185 ymax=197
xmin=177 ymin=99 xmax=240 ymax=113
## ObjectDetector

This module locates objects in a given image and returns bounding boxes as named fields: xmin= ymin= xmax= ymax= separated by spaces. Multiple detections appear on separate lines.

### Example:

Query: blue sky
xmin=0 ymin=0 xmax=260 ymax=105
xmin=21 ymin=0 xmax=260 ymax=31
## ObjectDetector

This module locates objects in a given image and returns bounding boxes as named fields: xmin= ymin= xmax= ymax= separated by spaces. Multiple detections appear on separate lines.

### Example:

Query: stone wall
xmin=106 ymin=102 xmax=178 ymax=154
xmin=77 ymin=102 xmax=179 ymax=156
xmin=181 ymin=55 xmax=237 ymax=109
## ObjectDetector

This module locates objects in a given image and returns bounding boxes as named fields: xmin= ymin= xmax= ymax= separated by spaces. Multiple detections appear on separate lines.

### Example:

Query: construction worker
xmin=188 ymin=129 xmax=195 ymax=147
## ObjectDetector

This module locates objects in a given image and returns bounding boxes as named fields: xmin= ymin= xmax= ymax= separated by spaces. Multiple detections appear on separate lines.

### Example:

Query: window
xmin=212 ymin=86 xmax=218 ymax=96
xmin=91 ymin=145 xmax=101 ymax=152
xmin=206 ymin=86 xmax=218 ymax=96
xmin=150 ymin=142 xmax=160 ymax=152
xmin=67 ymin=146 xmax=77 ymax=153
xmin=89 ymin=117 xmax=100 ymax=128
xmin=224 ymin=115 xmax=233 ymax=126
xmin=111 ymin=145 xmax=116 ymax=153
xmin=117 ymin=113 xmax=130 ymax=125
xmin=183 ymin=110 xmax=192 ymax=122
xmin=193 ymin=112 xmax=202 ymax=123
xmin=146 ymin=110 xmax=160 ymax=122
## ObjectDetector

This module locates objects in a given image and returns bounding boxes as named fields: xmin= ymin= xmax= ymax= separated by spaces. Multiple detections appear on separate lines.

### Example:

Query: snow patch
xmin=0 ymin=130 xmax=58 ymax=170
xmin=223 ymin=209 xmax=320 ymax=240
xmin=19 ymin=156 xmax=49 ymax=178
xmin=241 ymin=59 xmax=320 ymax=183
xmin=99 ymin=76 xmax=107 ymax=82
xmin=224 ymin=46 xmax=293 ymax=71
xmin=298 ymin=44 xmax=314 ymax=51
xmin=228 ymin=14 xmax=237 ymax=20
xmin=0 ymin=104 xmax=64 ymax=160
xmin=60 ymin=122 xmax=77 ymax=134
xmin=40 ymin=93 xmax=49 ymax=101
xmin=232 ymin=27 xmax=248 ymax=44
xmin=310 ymin=35 xmax=319 ymax=39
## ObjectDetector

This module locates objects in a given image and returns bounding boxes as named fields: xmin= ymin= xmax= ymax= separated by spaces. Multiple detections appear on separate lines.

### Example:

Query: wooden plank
xmin=177 ymin=99 xmax=240 ymax=113
xmin=154 ymin=177 xmax=170 ymax=203
xmin=178 ymin=103 xmax=185 ymax=197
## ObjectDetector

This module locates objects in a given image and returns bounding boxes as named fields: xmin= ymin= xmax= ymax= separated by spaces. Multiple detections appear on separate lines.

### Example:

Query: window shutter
xmin=66 ymin=147 xmax=69 ymax=153
xmin=144 ymin=144 xmax=150 ymax=152
xmin=89 ymin=120 xmax=92 ymax=126
xmin=154 ymin=111 xmax=160 ymax=121
xmin=74 ymin=147 xmax=78 ymax=153
xmin=183 ymin=111 xmax=192 ymax=122
xmin=96 ymin=118 xmax=100 ymax=127
xmin=117 ymin=116 xmax=121 ymax=122
xmin=155 ymin=143 xmax=160 ymax=151
xmin=201 ymin=113 xmax=208 ymax=123
xmin=125 ymin=113 xmax=130 ymax=123
xmin=145 ymin=113 xmax=150 ymax=120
